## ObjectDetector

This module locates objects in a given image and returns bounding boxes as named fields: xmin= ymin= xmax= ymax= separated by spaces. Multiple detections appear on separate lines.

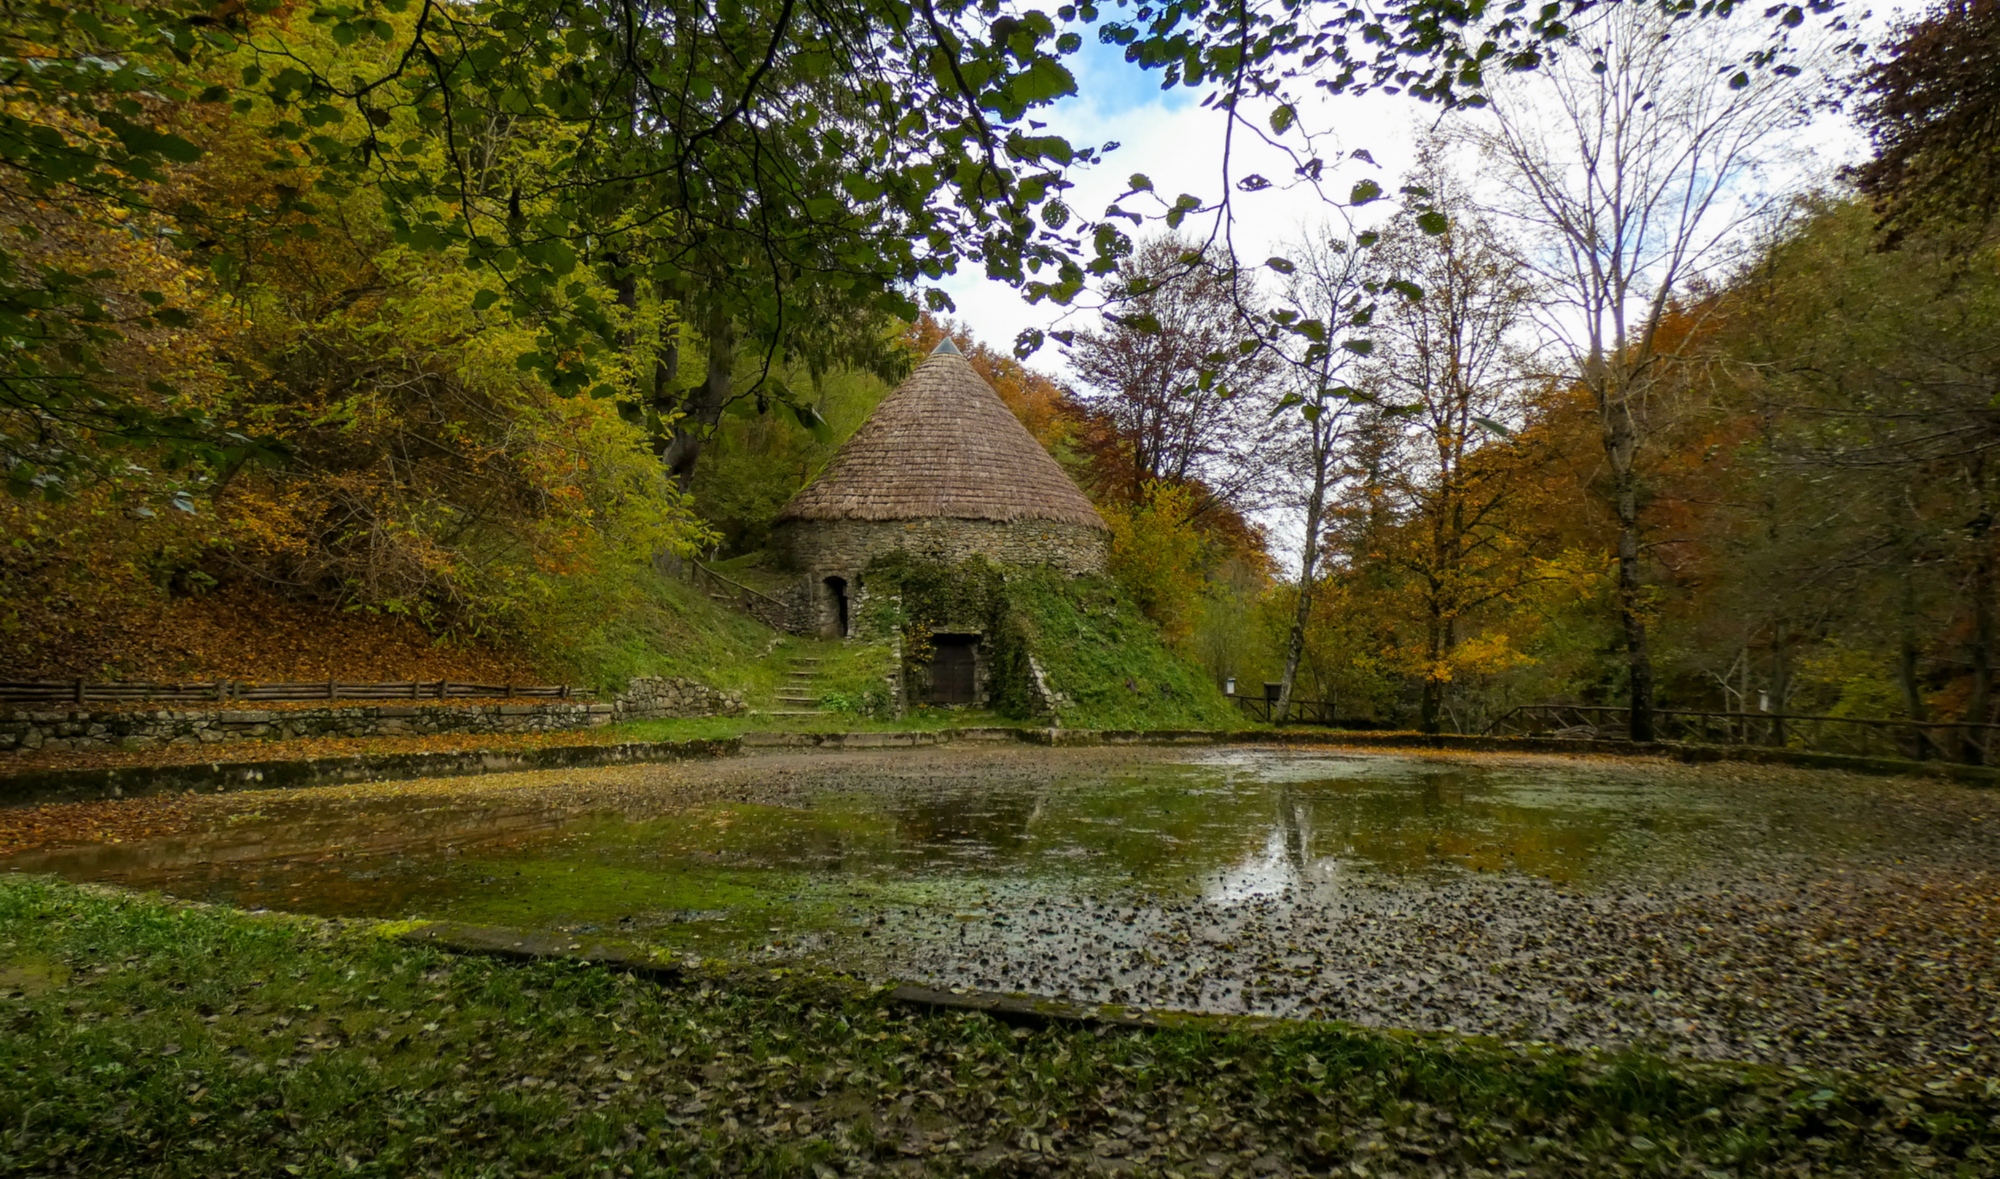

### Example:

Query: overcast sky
xmin=939 ymin=9 xmax=1898 ymax=385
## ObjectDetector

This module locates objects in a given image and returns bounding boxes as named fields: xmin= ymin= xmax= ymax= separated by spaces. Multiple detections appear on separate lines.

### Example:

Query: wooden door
xmin=927 ymin=637 xmax=977 ymax=705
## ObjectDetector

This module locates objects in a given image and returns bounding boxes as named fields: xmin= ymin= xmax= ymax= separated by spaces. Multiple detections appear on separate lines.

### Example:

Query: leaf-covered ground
xmin=3 ymin=877 xmax=1998 ymax=1177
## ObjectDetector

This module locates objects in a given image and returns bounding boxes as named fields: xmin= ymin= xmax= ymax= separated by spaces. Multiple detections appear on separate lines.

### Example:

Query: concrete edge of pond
xmin=0 ymin=737 xmax=744 ymax=808
xmin=4 ymin=724 xmax=1994 ymax=808
xmin=396 ymin=919 xmax=1205 ymax=1032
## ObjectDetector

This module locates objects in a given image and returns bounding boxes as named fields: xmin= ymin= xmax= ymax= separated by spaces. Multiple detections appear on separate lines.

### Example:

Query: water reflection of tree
xmin=1302 ymin=768 xmax=1615 ymax=879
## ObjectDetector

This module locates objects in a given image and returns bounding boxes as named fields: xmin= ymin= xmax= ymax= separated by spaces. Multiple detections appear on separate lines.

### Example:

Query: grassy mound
xmin=531 ymin=569 xmax=776 ymax=694
xmin=1004 ymin=568 xmax=1240 ymax=730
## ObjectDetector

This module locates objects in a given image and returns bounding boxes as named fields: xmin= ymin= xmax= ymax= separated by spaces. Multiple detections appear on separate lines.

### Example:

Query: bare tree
xmin=1067 ymin=234 xmax=1279 ymax=515
xmin=1264 ymin=227 xmax=1376 ymax=723
xmin=1462 ymin=6 xmax=1821 ymax=740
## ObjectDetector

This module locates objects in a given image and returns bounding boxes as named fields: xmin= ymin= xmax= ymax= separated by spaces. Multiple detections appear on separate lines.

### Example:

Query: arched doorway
xmin=822 ymin=576 xmax=849 ymax=639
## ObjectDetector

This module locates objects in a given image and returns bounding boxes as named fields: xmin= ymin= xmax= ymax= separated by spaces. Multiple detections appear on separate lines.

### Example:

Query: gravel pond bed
xmin=4 ymin=744 xmax=1995 ymax=1081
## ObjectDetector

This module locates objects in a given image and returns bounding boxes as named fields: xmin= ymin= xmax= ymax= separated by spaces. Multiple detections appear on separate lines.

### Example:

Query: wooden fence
xmin=691 ymin=561 xmax=790 ymax=631
xmin=1484 ymin=703 xmax=2000 ymax=763
xmin=0 ymin=679 xmax=592 ymax=706
xmin=1228 ymin=694 xmax=1340 ymax=726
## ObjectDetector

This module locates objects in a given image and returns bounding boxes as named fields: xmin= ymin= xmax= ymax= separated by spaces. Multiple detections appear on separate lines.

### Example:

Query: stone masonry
xmin=779 ymin=517 xmax=1108 ymax=579
xmin=0 ymin=676 xmax=744 ymax=756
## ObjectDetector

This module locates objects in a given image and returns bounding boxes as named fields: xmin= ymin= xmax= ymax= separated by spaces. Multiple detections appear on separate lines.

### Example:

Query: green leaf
xmin=1349 ymin=179 xmax=1383 ymax=205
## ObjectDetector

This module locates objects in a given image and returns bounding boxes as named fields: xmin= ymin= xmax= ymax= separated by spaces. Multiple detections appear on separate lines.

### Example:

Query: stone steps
xmin=772 ymin=650 xmax=823 ymax=715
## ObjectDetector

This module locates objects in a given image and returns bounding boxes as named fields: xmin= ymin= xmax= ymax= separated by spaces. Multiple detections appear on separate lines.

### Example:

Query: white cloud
xmin=941 ymin=44 xmax=1443 ymax=378
xmin=941 ymin=8 xmax=1902 ymax=386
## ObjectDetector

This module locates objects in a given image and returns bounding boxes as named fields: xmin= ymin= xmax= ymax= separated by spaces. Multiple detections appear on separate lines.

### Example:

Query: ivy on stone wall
xmin=864 ymin=554 xmax=1040 ymax=718
xmin=863 ymin=554 xmax=1239 ymax=726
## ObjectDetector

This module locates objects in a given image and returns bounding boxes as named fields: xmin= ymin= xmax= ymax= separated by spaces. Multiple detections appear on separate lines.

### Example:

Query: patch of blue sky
xmin=1058 ymin=36 xmax=1197 ymax=123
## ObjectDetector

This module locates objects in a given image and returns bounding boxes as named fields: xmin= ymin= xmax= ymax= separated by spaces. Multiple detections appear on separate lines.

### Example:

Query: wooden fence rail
xmin=0 ymin=680 xmax=593 ymax=706
xmin=691 ymin=561 xmax=790 ymax=631
xmin=1485 ymin=703 xmax=2000 ymax=764
xmin=1227 ymin=694 xmax=1340 ymax=726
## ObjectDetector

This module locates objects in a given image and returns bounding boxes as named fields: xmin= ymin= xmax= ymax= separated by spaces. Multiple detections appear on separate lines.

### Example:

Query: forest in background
xmin=4 ymin=0 xmax=1996 ymax=749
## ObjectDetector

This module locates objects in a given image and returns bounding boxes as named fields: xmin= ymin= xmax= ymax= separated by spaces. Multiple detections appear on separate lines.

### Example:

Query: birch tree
xmin=1264 ymin=228 xmax=1378 ymax=723
xmin=1463 ymin=5 xmax=1820 ymax=739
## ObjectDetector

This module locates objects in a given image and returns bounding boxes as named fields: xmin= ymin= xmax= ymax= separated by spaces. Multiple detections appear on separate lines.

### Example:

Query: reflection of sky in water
xmin=1209 ymin=825 xmax=1311 ymax=903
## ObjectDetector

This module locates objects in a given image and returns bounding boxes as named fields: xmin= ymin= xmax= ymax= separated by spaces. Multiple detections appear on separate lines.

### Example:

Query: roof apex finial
xmin=930 ymin=336 xmax=962 ymax=356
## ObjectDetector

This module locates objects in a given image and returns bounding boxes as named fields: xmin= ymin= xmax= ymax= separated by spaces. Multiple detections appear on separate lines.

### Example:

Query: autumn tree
xmin=1850 ymin=0 xmax=2000 ymax=247
xmin=1066 ymin=234 xmax=1279 ymax=515
xmin=1262 ymin=225 xmax=1379 ymax=723
xmin=1462 ymin=4 xmax=1822 ymax=739
xmin=1350 ymin=161 xmax=1541 ymax=733
xmin=1703 ymin=198 xmax=2000 ymax=760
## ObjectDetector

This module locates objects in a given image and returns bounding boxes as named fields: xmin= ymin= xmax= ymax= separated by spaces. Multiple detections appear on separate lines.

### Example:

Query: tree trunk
xmin=1897 ymin=557 xmax=1932 ymax=758
xmin=1768 ymin=617 xmax=1790 ymax=748
xmin=1420 ymin=597 xmax=1449 ymax=735
xmin=1275 ymin=445 xmax=1327 ymax=726
xmin=652 ymin=285 xmax=681 ymax=417
xmin=1964 ymin=509 xmax=1994 ymax=765
xmin=660 ymin=306 xmax=734 ymax=488
xmin=1604 ymin=394 xmax=1655 ymax=742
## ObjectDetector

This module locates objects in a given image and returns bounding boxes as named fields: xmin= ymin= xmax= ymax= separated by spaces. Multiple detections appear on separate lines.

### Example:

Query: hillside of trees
xmin=5 ymin=0 xmax=1995 ymax=749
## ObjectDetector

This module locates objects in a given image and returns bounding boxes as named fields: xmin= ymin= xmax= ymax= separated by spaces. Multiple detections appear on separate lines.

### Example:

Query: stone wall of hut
xmin=777 ymin=517 xmax=1108 ymax=580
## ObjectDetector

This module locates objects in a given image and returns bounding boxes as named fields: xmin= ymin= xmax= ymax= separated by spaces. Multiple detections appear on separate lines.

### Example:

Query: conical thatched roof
xmin=777 ymin=343 xmax=1107 ymax=529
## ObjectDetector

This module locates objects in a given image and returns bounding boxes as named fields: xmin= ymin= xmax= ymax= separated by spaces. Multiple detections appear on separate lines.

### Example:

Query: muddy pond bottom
xmin=8 ymin=745 xmax=2000 ymax=1077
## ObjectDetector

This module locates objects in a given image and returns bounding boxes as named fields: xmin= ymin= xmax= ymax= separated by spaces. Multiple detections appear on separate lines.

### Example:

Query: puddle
xmin=7 ymin=745 xmax=1998 ymax=1074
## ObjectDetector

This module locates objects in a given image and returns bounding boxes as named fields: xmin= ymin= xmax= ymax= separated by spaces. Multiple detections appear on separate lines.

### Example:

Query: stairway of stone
xmin=766 ymin=654 xmax=824 ymax=718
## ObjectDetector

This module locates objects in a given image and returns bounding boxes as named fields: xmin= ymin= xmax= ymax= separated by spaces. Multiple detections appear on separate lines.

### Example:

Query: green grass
xmin=2 ymin=877 xmax=1993 ymax=1177
xmin=536 ymin=570 xmax=775 ymax=694
xmin=538 ymin=555 xmax=1250 ymax=733
xmin=1007 ymin=569 xmax=1243 ymax=731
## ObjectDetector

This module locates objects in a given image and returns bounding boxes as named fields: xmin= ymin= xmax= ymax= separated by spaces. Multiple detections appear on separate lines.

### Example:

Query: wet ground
xmin=5 ymin=745 xmax=1997 ymax=1079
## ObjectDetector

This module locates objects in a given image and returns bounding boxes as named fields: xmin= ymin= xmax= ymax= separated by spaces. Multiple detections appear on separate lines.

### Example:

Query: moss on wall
xmin=864 ymin=555 xmax=1237 ymax=729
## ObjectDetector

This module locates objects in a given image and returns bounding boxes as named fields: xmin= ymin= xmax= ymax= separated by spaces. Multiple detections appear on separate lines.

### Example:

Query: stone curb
xmin=0 ymin=738 xmax=741 ymax=807
xmin=5 ymin=724 xmax=1993 ymax=809
xmin=395 ymin=921 xmax=1171 ymax=1031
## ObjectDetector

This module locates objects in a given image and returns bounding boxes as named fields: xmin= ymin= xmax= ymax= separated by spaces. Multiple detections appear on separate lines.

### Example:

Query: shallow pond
xmin=7 ymin=745 xmax=1999 ymax=1075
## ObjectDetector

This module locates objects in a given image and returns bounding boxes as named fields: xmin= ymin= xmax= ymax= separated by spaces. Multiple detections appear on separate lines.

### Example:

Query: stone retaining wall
xmin=0 ymin=676 xmax=744 ymax=756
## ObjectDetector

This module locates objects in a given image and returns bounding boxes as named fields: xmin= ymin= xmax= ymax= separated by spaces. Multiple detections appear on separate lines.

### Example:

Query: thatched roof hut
xmin=772 ymin=338 xmax=1109 ymax=638
xmin=777 ymin=340 xmax=1104 ymax=529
